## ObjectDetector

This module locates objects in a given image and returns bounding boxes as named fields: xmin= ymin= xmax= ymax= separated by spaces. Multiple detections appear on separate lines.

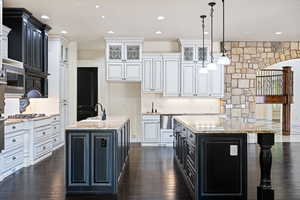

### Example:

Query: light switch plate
xmin=230 ymin=145 xmax=238 ymax=156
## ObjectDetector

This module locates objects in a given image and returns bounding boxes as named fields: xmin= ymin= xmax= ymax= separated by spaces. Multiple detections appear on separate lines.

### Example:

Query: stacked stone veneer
xmin=223 ymin=41 xmax=300 ymax=119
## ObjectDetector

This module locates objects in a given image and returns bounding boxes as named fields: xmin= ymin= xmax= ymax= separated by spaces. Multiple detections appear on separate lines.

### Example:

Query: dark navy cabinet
xmin=66 ymin=120 xmax=130 ymax=195
xmin=174 ymin=120 xmax=247 ymax=200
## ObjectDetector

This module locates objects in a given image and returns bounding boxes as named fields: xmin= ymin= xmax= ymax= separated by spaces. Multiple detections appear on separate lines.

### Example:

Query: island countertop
xmin=174 ymin=115 xmax=276 ymax=134
xmin=66 ymin=116 xmax=129 ymax=131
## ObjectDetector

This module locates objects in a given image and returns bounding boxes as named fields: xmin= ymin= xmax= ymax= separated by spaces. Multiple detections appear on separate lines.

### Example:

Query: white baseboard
xmin=130 ymin=138 xmax=141 ymax=143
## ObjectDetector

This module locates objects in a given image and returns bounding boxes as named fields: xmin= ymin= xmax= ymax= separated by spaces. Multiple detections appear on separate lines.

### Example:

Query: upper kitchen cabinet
xmin=142 ymin=54 xmax=163 ymax=93
xmin=179 ymin=39 xmax=209 ymax=64
xmin=163 ymin=53 xmax=181 ymax=96
xmin=105 ymin=38 xmax=143 ymax=81
xmin=3 ymin=8 xmax=51 ymax=97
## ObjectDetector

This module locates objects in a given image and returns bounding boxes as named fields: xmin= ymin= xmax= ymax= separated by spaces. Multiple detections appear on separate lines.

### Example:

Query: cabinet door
xmin=107 ymin=43 xmax=123 ymax=62
xmin=107 ymin=63 xmax=124 ymax=81
xmin=164 ymin=59 xmax=181 ymax=96
xmin=196 ymin=64 xmax=209 ymax=96
xmin=143 ymin=58 xmax=153 ymax=92
xmin=125 ymin=63 xmax=141 ymax=81
xmin=124 ymin=43 xmax=141 ymax=62
xmin=182 ymin=45 xmax=195 ymax=63
xmin=91 ymin=133 xmax=113 ymax=186
xmin=196 ymin=46 xmax=209 ymax=63
xmin=153 ymin=59 xmax=163 ymax=92
xmin=68 ymin=133 xmax=89 ymax=186
xmin=23 ymin=21 xmax=33 ymax=69
xmin=181 ymin=64 xmax=196 ymax=96
xmin=143 ymin=121 xmax=160 ymax=143
xmin=208 ymin=64 xmax=224 ymax=97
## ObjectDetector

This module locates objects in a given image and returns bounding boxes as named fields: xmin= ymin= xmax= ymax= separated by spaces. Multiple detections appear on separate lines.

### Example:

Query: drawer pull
xmin=189 ymin=134 xmax=193 ymax=138
xmin=54 ymin=139 xmax=57 ymax=142
xmin=12 ymin=139 xmax=16 ymax=143
xmin=43 ymin=146 xmax=46 ymax=150
xmin=43 ymin=132 xmax=46 ymax=135
xmin=12 ymin=156 xmax=16 ymax=160
xmin=54 ymin=118 xmax=56 ymax=120
xmin=54 ymin=127 xmax=56 ymax=129
xmin=169 ymin=135 xmax=173 ymax=137
xmin=12 ymin=126 xmax=16 ymax=129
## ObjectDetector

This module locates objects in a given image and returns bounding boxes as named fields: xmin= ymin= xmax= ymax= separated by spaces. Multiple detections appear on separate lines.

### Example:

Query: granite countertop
xmin=66 ymin=116 xmax=129 ymax=131
xmin=174 ymin=115 xmax=276 ymax=134
xmin=5 ymin=114 xmax=59 ymax=125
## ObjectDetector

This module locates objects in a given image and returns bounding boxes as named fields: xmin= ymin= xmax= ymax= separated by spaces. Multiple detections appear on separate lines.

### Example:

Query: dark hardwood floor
xmin=0 ymin=143 xmax=300 ymax=200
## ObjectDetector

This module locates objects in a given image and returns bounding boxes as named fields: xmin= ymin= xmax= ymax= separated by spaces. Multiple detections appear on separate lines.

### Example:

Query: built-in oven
xmin=2 ymin=63 xmax=25 ymax=95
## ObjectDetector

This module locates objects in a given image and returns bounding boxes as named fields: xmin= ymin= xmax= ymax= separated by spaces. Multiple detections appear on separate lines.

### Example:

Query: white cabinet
xmin=180 ymin=39 xmax=209 ymax=64
xmin=163 ymin=54 xmax=181 ymax=96
xmin=1 ymin=25 xmax=11 ymax=59
xmin=142 ymin=54 xmax=163 ymax=93
xmin=142 ymin=115 xmax=160 ymax=144
xmin=181 ymin=64 xmax=196 ymax=96
xmin=208 ymin=64 xmax=224 ymax=97
xmin=105 ymin=38 xmax=143 ymax=81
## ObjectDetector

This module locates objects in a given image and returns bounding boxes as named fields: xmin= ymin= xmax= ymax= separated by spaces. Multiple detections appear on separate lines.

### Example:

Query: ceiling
xmin=4 ymin=0 xmax=300 ymax=50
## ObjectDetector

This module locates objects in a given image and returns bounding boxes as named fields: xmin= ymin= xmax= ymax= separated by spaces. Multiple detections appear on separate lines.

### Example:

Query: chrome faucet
xmin=95 ymin=103 xmax=107 ymax=120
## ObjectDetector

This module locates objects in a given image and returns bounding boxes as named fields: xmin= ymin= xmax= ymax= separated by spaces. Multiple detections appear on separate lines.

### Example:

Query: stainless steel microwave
xmin=2 ymin=63 xmax=25 ymax=95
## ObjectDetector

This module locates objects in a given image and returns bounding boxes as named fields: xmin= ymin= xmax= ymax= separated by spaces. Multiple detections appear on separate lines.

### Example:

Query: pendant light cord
xmin=209 ymin=2 xmax=216 ymax=63
xmin=200 ymin=15 xmax=206 ymax=68
xmin=222 ymin=0 xmax=225 ymax=56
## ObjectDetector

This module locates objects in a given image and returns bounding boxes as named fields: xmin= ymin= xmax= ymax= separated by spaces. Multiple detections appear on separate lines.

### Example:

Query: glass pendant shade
xmin=199 ymin=67 xmax=208 ymax=74
xmin=218 ymin=55 xmax=231 ymax=65
xmin=207 ymin=62 xmax=217 ymax=70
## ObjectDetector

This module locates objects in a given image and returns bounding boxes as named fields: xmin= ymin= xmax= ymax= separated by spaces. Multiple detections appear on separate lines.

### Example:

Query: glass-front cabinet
xmin=180 ymin=39 xmax=209 ymax=63
xmin=105 ymin=38 xmax=143 ymax=81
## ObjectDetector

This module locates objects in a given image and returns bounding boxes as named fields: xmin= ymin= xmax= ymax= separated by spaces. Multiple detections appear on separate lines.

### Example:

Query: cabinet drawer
xmin=33 ymin=117 xmax=52 ymax=128
xmin=34 ymin=127 xmax=52 ymax=144
xmin=52 ymin=123 xmax=60 ymax=134
xmin=142 ymin=115 xmax=160 ymax=121
xmin=4 ymin=132 xmax=25 ymax=152
xmin=5 ymin=123 xmax=27 ymax=134
xmin=52 ymin=115 xmax=60 ymax=123
xmin=52 ymin=134 xmax=60 ymax=147
xmin=161 ymin=130 xmax=174 ymax=143
xmin=3 ymin=148 xmax=24 ymax=172
xmin=34 ymin=141 xmax=52 ymax=160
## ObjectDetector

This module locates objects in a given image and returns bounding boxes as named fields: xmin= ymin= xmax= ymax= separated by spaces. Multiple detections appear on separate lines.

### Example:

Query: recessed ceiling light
xmin=157 ymin=16 xmax=165 ymax=21
xmin=275 ymin=32 xmax=282 ymax=35
xmin=107 ymin=30 xmax=114 ymax=34
xmin=61 ymin=30 xmax=68 ymax=34
xmin=101 ymin=15 xmax=105 ymax=19
xmin=204 ymin=31 xmax=209 ymax=35
xmin=41 ymin=15 xmax=50 ymax=20
xmin=96 ymin=5 xmax=100 ymax=8
xmin=155 ymin=31 xmax=162 ymax=35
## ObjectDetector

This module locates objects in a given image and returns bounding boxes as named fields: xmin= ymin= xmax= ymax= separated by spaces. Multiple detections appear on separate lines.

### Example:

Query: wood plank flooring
xmin=0 ymin=143 xmax=300 ymax=200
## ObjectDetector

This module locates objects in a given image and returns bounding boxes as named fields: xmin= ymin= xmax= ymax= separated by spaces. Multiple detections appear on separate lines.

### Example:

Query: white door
xmin=107 ymin=63 xmax=124 ymax=81
xmin=196 ymin=64 xmax=209 ymax=96
xmin=152 ymin=59 xmax=163 ymax=92
xmin=164 ymin=59 xmax=181 ymax=96
xmin=208 ymin=64 xmax=224 ymax=97
xmin=143 ymin=121 xmax=160 ymax=143
xmin=181 ymin=64 xmax=196 ymax=96
xmin=125 ymin=63 xmax=141 ymax=81
xmin=143 ymin=58 xmax=152 ymax=92
xmin=124 ymin=42 xmax=142 ymax=62
xmin=106 ymin=42 xmax=123 ymax=62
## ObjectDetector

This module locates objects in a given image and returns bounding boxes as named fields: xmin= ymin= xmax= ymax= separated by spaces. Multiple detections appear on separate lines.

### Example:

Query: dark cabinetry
xmin=3 ymin=8 xmax=51 ymax=96
xmin=174 ymin=120 xmax=247 ymax=200
xmin=66 ymin=120 xmax=130 ymax=194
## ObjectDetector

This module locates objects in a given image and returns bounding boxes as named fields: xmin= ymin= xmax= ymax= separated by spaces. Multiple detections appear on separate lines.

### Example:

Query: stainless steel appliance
xmin=2 ymin=63 xmax=25 ymax=95
xmin=160 ymin=115 xmax=174 ymax=130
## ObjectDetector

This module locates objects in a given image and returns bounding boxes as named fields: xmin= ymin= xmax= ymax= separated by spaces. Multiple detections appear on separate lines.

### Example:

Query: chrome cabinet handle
xmin=43 ymin=146 xmax=46 ymax=150
xmin=12 ymin=139 xmax=16 ymax=143
xmin=12 ymin=126 xmax=16 ymax=129
xmin=12 ymin=156 xmax=16 ymax=160
xmin=43 ymin=132 xmax=46 ymax=135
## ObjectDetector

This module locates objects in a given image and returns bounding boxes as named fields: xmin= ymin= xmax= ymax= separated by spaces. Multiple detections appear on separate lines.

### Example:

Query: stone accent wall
xmin=224 ymin=41 xmax=300 ymax=119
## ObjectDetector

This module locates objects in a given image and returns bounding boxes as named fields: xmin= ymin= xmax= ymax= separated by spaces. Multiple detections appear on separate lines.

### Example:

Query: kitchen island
xmin=174 ymin=115 xmax=275 ymax=200
xmin=65 ymin=117 xmax=130 ymax=195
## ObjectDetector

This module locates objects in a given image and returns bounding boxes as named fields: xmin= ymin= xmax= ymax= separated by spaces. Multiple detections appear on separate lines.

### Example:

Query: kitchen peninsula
xmin=65 ymin=117 xmax=130 ymax=195
xmin=174 ymin=115 xmax=276 ymax=200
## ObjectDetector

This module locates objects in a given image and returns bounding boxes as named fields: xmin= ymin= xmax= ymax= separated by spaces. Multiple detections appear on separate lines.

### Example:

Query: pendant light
xmin=218 ymin=0 xmax=231 ymax=65
xmin=199 ymin=15 xmax=208 ymax=74
xmin=207 ymin=2 xmax=217 ymax=70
